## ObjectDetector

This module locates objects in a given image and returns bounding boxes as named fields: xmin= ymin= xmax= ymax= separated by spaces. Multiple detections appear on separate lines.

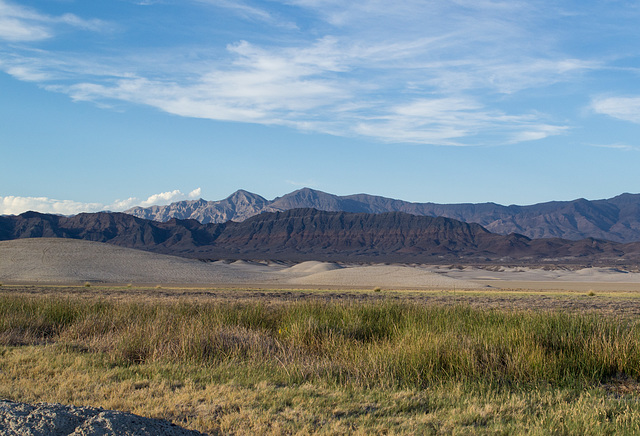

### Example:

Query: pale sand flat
xmin=284 ymin=264 xmax=485 ymax=289
xmin=431 ymin=265 xmax=640 ymax=283
xmin=4 ymin=238 xmax=640 ymax=291
xmin=430 ymin=265 xmax=640 ymax=291
xmin=0 ymin=239 xmax=481 ymax=289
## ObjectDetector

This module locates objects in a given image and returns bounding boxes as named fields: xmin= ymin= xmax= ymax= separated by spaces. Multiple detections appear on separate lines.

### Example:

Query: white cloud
xmin=138 ymin=189 xmax=201 ymax=207
xmin=35 ymin=36 xmax=568 ymax=145
xmin=591 ymin=97 xmax=640 ymax=124
xmin=350 ymin=98 xmax=567 ymax=145
xmin=5 ymin=65 xmax=52 ymax=82
xmin=0 ymin=0 xmax=604 ymax=145
xmin=0 ymin=188 xmax=202 ymax=215
xmin=0 ymin=17 xmax=50 ymax=41
xmin=108 ymin=197 xmax=139 ymax=211
xmin=509 ymin=125 xmax=568 ymax=144
xmin=0 ymin=0 xmax=109 ymax=42
xmin=55 ymin=38 xmax=353 ymax=125
xmin=0 ymin=196 xmax=104 ymax=216
xmin=188 ymin=188 xmax=202 ymax=198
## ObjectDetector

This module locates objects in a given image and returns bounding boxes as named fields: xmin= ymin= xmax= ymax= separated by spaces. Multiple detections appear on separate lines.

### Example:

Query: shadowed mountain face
xmin=124 ymin=189 xmax=640 ymax=243
xmin=1 ymin=209 xmax=638 ymax=264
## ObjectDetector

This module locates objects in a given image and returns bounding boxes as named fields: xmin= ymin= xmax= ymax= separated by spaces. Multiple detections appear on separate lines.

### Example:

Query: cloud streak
xmin=0 ymin=0 xmax=618 ymax=145
xmin=33 ymin=36 xmax=570 ymax=145
xmin=0 ymin=189 xmax=202 ymax=216
xmin=194 ymin=0 xmax=298 ymax=29
xmin=592 ymin=97 xmax=640 ymax=124
xmin=0 ymin=0 xmax=108 ymax=42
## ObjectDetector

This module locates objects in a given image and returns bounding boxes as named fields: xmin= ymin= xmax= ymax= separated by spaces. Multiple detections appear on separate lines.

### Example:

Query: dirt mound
xmin=0 ymin=400 xmax=204 ymax=436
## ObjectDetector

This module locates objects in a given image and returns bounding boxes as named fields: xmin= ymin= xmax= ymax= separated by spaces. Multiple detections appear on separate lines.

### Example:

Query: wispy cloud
xmin=194 ymin=0 xmax=298 ymax=29
xmin=351 ymin=98 xmax=567 ymax=145
xmin=591 ymin=96 xmax=640 ymax=124
xmin=0 ymin=1 xmax=51 ymax=41
xmin=0 ymin=0 xmax=616 ymax=145
xmin=0 ymin=0 xmax=109 ymax=42
xmin=419 ymin=58 xmax=599 ymax=95
xmin=52 ymin=38 xmax=353 ymax=124
xmin=0 ymin=189 xmax=202 ymax=215
xmin=27 ymin=35 xmax=569 ymax=145
xmin=587 ymin=143 xmax=640 ymax=152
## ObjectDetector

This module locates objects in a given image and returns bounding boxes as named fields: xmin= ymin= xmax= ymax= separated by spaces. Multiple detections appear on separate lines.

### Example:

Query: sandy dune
xmin=0 ymin=238 xmax=268 ymax=285
xmin=0 ymin=239 xmax=482 ymax=289
xmin=287 ymin=264 xmax=481 ymax=289
xmin=286 ymin=260 xmax=344 ymax=274
xmin=2 ymin=238 xmax=640 ymax=290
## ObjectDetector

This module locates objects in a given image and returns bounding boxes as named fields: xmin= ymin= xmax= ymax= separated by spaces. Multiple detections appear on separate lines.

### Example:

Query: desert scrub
xmin=1 ymin=294 xmax=639 ymax=389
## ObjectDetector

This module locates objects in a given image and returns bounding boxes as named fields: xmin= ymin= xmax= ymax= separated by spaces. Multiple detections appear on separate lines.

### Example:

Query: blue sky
xmin=1 ymin=0 xmax=640 ymax=215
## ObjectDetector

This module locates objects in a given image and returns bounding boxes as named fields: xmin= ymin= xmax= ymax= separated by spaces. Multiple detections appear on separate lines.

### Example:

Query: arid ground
xmin=2 ymin=238 xmax=640 ymax=292
xmin=2 ymin=238 xmax=640 ymax=434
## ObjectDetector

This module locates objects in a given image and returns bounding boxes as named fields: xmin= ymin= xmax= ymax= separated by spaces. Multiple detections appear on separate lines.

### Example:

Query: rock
xmin=0 ymin=400 xmax=206 ymax=436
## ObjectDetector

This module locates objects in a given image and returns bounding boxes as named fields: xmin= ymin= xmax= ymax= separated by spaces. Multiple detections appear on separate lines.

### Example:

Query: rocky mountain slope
xmin=1 ymin=209 xmax=637 ymax=264
xmin=125 ymin=189 xmax=271 ymax=223
xmin=124 ymin=188 xmax=640 ymax=243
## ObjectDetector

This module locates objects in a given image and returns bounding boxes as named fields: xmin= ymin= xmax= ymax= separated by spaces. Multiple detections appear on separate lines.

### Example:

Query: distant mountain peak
xmin=124 ymin=190 xmax=640 ymax=243
xmin=225 ymin=189 xmax=268 ymax=203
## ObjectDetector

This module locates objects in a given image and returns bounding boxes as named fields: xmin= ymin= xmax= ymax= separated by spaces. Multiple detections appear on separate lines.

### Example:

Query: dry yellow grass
xmin=2 ymin=287 xmax=640 ymax=434
xmin=2 ymin=345 xmax=640 ymax=435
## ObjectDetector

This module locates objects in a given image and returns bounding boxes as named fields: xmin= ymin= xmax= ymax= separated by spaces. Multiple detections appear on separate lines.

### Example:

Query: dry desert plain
xmin=2 ymin=238 xmax=640 ymax=292
xmin=2 ymin=238 xmax=640 ymax=434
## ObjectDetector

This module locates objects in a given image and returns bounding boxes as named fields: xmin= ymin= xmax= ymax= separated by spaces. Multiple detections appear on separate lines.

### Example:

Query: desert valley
xmin=3 ymin=188 xmax=640 ymax=290
xmin=2 ymin=190 xmax=640 ymax=433
xmin=4 ymin=1 xmax=640 ymax=433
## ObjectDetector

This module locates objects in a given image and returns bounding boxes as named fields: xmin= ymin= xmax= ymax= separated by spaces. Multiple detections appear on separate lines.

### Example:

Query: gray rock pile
xmin=0 ymin=400 xmax=206 ymax=436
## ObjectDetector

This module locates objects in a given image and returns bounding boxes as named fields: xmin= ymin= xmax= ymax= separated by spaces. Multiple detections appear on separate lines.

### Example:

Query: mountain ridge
xmin=1 ymin=208 xmax=638 ymax=264
xmin=124 ymin=188 xmax=640 ymax=243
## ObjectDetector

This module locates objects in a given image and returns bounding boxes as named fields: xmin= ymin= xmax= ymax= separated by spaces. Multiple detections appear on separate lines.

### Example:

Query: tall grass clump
xmin=0 ymin=296 xmax=86 ymax=344
xmin=1 ymin=295 xmax=639 ymax=389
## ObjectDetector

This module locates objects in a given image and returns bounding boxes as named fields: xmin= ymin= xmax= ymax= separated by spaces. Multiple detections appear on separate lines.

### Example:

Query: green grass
xmin=1 ymin=296 xmax=639 ymax=388
xmin=1 ymin=294 xmax=640 ymax=434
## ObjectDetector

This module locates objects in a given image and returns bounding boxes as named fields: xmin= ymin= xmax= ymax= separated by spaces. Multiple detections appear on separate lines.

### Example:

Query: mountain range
xmin=2 ymin=209 xmax=638 ymax=265
xmin=124 ymin=188 xmax=640 ymax=243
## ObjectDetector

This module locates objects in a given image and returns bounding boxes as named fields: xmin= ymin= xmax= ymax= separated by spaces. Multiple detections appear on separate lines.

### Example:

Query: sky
xmin=1 ymin=0 xmax=640 ymax=215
